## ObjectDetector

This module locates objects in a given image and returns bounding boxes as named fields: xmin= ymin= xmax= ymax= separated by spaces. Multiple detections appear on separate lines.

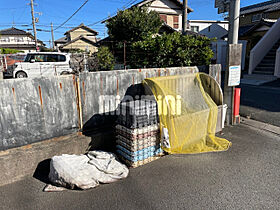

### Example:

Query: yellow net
xmin=143 ymin=73 xmax=231 ymax=154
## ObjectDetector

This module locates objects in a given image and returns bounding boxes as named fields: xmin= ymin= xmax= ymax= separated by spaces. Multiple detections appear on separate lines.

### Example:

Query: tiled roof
xmin=265 ymin=3 xmax=280 ymax=12
xmin=60 ymin=35 xmax=97 ymax=48
xmin=64 ymin=23 xmax=98 ymax=35
xmin=239 ymin=25 xmax=255 ymax=36
xmin=0 ymin=27 xmax=45 ymax=45
xmin=221 ymin=19 xmax=274 ymax=39
xmin=134 ymin=0 xmax=193 ymax=12
xmin=240 ymin=0 xmax=280 ymax=15
xmin=239 ymin=19 xmax=275 ymax=37
xmin=0 ymin=44 xmax=37 ymax=48
xmin=0 ymin=27 xmax=29 ymax=35
xmin=102 ymin=0 xmax=193 ymax=23
xmin=55 ymin=37 xmax=68 ymax=43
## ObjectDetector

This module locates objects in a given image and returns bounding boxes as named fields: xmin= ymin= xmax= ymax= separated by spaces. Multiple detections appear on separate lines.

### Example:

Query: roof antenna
xmin=12 ymin=14 xmax=15 ymax=27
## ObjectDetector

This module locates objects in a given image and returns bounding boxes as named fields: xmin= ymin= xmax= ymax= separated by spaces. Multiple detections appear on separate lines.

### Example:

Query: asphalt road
xmin=1 ymin=124 xmax=280 ymax=210
xmin=240 ymin=83 xmax=280 ymax=127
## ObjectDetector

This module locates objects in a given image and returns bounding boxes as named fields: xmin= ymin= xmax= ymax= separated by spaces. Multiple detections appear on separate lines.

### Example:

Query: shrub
xmin=128 ymin=32 xmax=214 ymax=68
xmin=96 ymin=46 xmax=115 ymax=71
xmin=0 ymin=48 xmax=23 ymax=54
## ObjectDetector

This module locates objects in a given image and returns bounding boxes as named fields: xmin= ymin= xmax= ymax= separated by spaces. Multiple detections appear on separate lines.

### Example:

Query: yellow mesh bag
xmin=143 ymin=73 xmax=231 ymax=154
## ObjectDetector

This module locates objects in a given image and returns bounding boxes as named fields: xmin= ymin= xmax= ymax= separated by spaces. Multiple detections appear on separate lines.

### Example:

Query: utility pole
xmin=182 ymin=0 xmax=188 ymax=34
xmin=214 ymin=0 xmax=242 ymax=125
xmin=228 ymin=0 xmax=240 ymax=45
xmin=224 ymin=0 xmax=241 ymax=125
xmin=51 ymin=22 xmax=55 ymax=50
xmin=30 ymin=0 xmax=38 ymax=51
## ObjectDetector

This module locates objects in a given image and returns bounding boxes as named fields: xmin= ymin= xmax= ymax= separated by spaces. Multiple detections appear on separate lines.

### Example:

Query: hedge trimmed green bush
xmin=0 ymin=48 xmax=23 ymax=54
xmin=128 ymin=32 xmax=214 ymax=68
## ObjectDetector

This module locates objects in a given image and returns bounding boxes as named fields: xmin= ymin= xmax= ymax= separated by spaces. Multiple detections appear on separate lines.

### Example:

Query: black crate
xmin=118 ymin=99 xmax=159 ymax=128
xmin=120 ymin=99 xmax=157 ymax=116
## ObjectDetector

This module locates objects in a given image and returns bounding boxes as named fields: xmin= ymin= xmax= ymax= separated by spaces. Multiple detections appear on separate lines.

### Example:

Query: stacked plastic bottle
xmin=116 ymin=99 xmax=164 ymax=168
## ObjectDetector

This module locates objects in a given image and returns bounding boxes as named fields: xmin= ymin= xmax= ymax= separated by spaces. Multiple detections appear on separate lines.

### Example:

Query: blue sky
xmin=0 ymin=0 xmax=265 ymax=47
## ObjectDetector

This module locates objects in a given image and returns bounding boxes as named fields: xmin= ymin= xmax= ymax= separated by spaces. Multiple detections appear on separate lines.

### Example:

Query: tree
xmin=106 ymin=6 xmax=163 ymax=42
xmin=96 ymin=46 xmax=115 ymax=71
xmin=105 ymin=5 xmax=214 ymax=69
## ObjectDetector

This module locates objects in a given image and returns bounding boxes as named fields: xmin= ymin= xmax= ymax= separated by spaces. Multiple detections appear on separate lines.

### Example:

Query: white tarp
xmin=48 ymin=151 xmax=129 ymax=190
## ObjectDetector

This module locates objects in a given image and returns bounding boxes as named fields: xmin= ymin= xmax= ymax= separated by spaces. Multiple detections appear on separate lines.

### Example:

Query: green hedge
xmin=0 ymin=48 xmax=23 ymax=54
xmin=128 ymin=32 xmax=214 ymax=68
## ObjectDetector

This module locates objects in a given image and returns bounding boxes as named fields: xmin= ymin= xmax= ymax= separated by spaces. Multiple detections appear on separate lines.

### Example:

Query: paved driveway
xmin=1 ymin=124 xmax=280 ymax=210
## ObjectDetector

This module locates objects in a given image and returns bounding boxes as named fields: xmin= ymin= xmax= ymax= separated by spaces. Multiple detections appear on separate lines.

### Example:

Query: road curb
xmin=241 ymin=117 xmax=280 ymax=135
xmin=0 ymin=133 xmax=91 ymax=187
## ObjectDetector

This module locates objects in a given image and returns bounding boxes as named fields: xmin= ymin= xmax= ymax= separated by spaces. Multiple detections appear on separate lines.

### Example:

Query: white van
xmin=13 ymin=52 xmax=73 ymax=78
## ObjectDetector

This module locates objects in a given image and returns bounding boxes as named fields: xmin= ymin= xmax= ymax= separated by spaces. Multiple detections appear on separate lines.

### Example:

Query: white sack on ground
xmin=48 ymin=151 xmax=129 ymax=190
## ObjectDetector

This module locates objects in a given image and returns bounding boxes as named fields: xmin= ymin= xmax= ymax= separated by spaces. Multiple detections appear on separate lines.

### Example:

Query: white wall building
xmin=189 ymin=20 xmax=229 ymax=39
xmin=0 ymin=27 xmax=44 ymax=53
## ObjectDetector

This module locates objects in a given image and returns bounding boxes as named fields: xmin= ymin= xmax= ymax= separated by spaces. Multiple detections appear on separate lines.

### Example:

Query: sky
xmin=0 ymin=0 xmax=267 ymax=47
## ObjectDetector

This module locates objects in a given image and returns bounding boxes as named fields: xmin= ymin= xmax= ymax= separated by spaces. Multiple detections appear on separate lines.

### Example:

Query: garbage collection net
xmin=143 ymin=73 xmax=231 ymax=154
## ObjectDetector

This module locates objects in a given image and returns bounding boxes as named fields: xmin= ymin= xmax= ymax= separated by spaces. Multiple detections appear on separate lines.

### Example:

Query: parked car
xmin=1 ymin=54 xmax=26 ymax=78
xmin=13 ymin=52 xmax=73 ymax=78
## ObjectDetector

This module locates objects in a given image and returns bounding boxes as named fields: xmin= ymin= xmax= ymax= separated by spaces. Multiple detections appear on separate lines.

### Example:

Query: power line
xmin=54 ymin=0 xmax=89 ymax=31
xmin=0 ymin=6 xmax=28 ymax=10
xmin=87 ymin=0 xmax=139 ymax=26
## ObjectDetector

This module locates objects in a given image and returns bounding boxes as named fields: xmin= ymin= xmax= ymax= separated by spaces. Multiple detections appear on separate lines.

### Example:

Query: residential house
xmin=239 ymin=0 xmax=280 ymax=77
xmin=104 ymin=0 xmax=193 ymax=31
xmin=240 ymin=0 xmax=280 ymax=27
xmin=239 ymin=0 xmax=280 ymax=53
xmin=188 ymin=20 xmax=229 ymax=39
xmin=0 ymin=27 xmax=44 ymax=53
xmin=55 ymin=23 xmax=98 ymax=53
xmin=98 ymin=0 xmax=197 ymax=46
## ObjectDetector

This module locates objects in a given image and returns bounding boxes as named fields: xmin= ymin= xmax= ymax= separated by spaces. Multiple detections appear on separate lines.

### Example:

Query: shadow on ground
xmin=240 ymin=84 xmax=280 ymax=112
xmin=33 ymin=159 xmax=51 ymax=184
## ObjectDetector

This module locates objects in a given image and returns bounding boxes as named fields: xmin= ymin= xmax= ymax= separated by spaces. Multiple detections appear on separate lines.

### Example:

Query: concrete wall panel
xmin=80 ymin=67 xmax=198 ymax=132
xmin=0 ymin=67 xmax=198 ymax=151
xmin=0 ymin=76 xmax=79 ymax=150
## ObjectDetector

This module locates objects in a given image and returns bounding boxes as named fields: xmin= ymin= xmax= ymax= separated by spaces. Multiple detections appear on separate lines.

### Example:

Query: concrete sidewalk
xmin=1 ymin=124 xmax=280 ymax=210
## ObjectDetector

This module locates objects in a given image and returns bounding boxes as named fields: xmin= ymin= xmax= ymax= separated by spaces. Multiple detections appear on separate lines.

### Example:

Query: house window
xmin=15 ymin=37 xmax=24 ymax=42
xmin=0 ymin=38 xmax=10 ymax=42
xmin=191 ymin=26 xmax=199 ymax=33
xmin=160 ymin=14 xmax=167 ymax=23
xmin=167 ymin=15 xmax=173 ymax=27
xmin=173 ymin=16 xmax=179 ymax=29
xmin=252 ymin=14 xmax=262 ymax=22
